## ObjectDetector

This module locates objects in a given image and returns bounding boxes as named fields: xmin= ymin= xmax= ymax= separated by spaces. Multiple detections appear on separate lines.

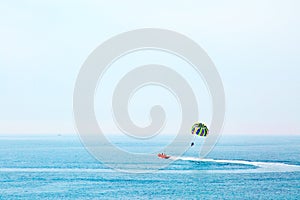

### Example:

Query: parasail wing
xmin=191 ymin=122 xmax=209 ymax=137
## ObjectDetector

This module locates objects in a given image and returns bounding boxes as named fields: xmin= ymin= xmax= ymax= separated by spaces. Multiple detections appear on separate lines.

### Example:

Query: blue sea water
xmin=0 ymin=135 xmax=299 ymax=199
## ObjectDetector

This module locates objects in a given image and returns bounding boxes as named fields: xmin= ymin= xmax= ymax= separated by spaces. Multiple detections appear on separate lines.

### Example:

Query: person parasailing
xmin=190 ymin=122 xmax=209 ymax=146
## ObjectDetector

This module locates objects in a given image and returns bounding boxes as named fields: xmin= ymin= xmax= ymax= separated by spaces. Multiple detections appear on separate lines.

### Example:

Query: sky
xmin=0 ymin=0 xmax=299 ymax=135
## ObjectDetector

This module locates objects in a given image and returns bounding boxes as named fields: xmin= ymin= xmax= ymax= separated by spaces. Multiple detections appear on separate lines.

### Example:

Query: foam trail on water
xmin=1 ymin=158 xmax=299 ymax=174
xmin=171 ymin=156 xmax=300 ymax=173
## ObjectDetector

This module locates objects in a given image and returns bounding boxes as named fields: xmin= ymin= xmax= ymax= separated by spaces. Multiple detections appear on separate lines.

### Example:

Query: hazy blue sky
xmin=1 ymin=0 xmax=299 ymax=135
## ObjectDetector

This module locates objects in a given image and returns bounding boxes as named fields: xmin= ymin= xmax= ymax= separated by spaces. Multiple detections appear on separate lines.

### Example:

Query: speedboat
xmin=157 ymin=153 xmax=170 ymax=159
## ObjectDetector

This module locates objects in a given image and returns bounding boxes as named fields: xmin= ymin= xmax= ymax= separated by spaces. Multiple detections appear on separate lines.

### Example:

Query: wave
xmin=0 ymin=168 xmax=114 ymax=173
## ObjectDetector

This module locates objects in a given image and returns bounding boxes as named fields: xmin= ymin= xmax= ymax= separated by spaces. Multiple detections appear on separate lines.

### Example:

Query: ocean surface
xmin=0 ymin=135 xmax=299 ymax=199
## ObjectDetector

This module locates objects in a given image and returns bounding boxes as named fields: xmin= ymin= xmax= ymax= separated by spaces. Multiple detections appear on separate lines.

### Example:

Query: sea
xmin=0 ymin=135 xmax=299 ymax=199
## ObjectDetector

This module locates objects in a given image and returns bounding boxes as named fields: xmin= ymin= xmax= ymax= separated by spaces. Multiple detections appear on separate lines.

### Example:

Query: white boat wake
xmin=0 ymin=157 xmax=299 ymax=174
xmin=171 ymin=156 xmax=300 ymax=173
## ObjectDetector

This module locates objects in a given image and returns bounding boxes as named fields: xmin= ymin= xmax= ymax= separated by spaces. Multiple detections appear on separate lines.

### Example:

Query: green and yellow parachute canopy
xmin=191 ymin=122 xmax=209 ymax=137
